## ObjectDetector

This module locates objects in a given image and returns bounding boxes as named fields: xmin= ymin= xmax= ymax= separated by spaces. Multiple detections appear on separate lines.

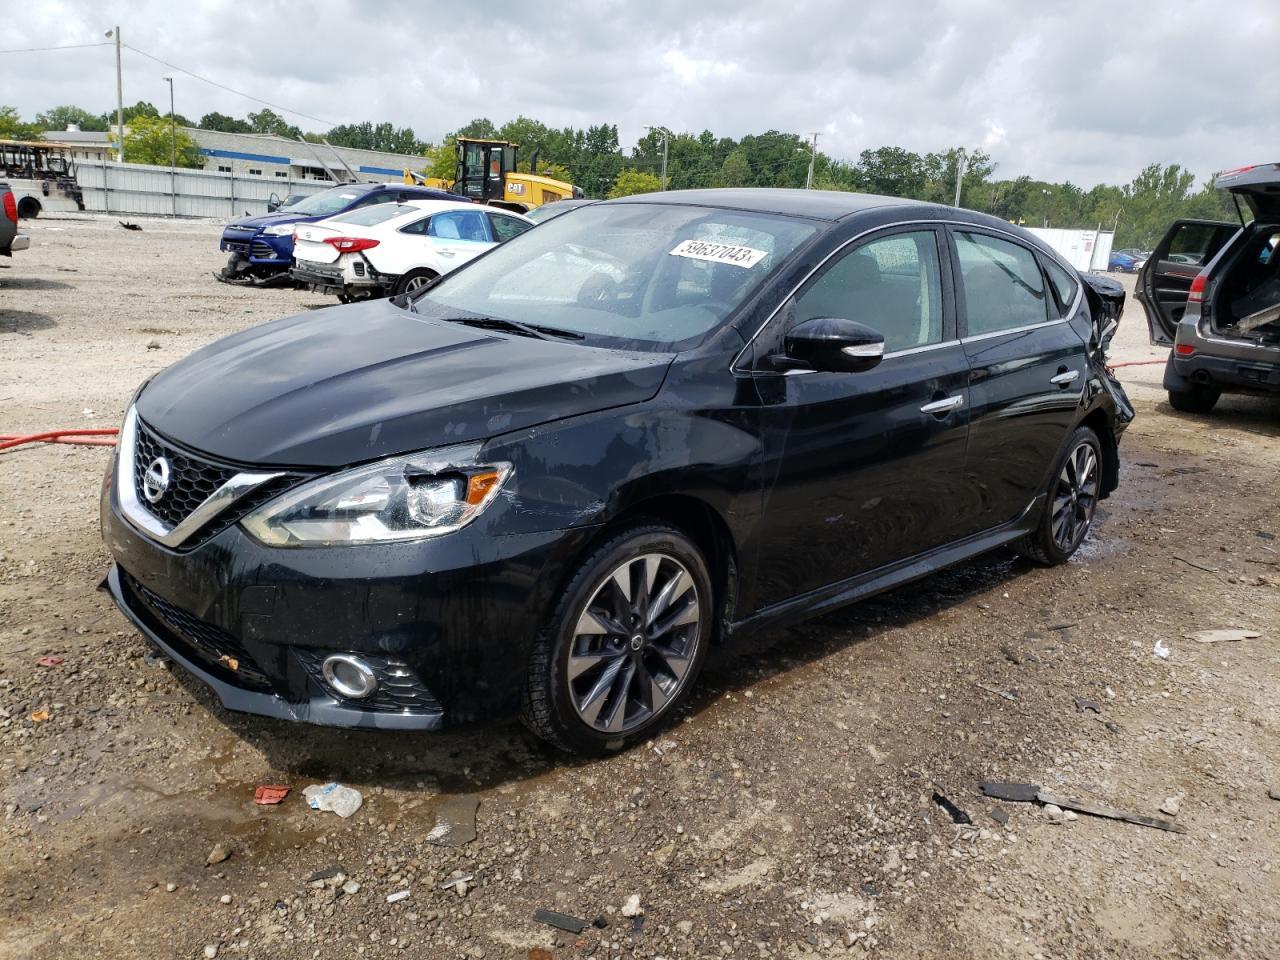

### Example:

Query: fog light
xmin=321 ymin=654 xmax=378 ymax=699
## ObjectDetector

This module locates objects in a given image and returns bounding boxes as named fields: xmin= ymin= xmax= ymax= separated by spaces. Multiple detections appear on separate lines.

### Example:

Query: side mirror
xmin=782 ymin=317 xmax=885 ymax=373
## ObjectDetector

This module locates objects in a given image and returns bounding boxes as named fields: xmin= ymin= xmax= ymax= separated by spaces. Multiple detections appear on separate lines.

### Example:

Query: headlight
xmin=262 ymin=223 xmax=296 ymax=237
xmin=240 ymin=444 xmax=511 ymax=547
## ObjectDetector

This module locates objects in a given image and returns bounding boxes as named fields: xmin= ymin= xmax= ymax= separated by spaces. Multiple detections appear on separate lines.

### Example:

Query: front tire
xmin=521 ymin=523 xmax=713 ymax=755
xmin=1015 ymin=426 xmax=1102 ymax=566
xmin=1167 ymin=384 xmax=1219 ymax=413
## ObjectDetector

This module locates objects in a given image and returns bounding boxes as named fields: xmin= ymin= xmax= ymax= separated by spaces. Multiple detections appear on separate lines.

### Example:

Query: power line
xmin=122 ymin=42 xmax=336 ymax=128
xmin=0 ymin=41 xmax=112 ymax=54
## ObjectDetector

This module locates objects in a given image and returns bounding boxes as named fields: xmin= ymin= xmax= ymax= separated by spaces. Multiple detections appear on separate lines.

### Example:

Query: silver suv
xmin=1135 ymin=163 xmax=1280 ymax=412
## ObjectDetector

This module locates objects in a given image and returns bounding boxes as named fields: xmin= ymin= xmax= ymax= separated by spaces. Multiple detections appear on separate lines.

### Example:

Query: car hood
xmin=136 ymin=301 xmax=674 ymax=467
xmin=225 ymin=210 xmax=321 ymax=232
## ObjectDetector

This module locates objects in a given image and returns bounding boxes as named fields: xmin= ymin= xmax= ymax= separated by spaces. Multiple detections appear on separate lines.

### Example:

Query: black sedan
xmin=101 ymin=189 xmax=1133 ymax=754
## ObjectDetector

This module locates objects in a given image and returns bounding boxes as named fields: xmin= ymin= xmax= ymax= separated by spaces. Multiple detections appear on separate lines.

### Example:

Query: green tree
xmin=247 ymin=108 xmax=301 ymax=140
xmin=0 ymin=106 xmax=44 ymax=141
xmin=114 ymin=114 xmax=203 ymax=167
xmin=35 ymin=105 xmax=107 ymax=133
xmin=199 ymin=111 xmax=252 ymax=133
xmin=327 ymin=121 xmax=423 ymax=154
xmin=716 ymin=149 xmax=751 ymax=188
xmin=456 ymin=117 xmax=499 ymax=140
xmin=608 ymin=169 xmax=662 ymax=199
xmin=424 ymin=137 xmax=458 ymax=181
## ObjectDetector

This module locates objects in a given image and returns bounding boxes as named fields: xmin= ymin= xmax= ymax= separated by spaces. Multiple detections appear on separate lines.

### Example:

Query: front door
xmin=949 ymin=227 xmax=1088 ymax=531
xmin=1135 ymin=219 xmax=1237 ymax=344
xmin=747 ymin=227 xmax=974 ymax=610
xmin=427 ymin=209 xmax=494 ymax=268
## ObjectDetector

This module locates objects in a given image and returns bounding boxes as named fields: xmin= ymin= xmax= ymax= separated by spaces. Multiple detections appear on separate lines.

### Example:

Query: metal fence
xmin=77 ymin=159 xmax=333 ymax=219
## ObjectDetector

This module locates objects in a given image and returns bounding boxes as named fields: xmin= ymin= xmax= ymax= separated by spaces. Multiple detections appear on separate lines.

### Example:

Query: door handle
xmin=920 ymin=395 xmax=964 ymax=415
xmin=439 ymin=249 xmax=456 ymax=258
xmin=1050 ymin=369 xmax=1080 ymax=386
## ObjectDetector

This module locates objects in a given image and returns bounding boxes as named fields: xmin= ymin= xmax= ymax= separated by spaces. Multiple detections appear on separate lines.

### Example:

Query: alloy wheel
xmin=567 ymin=552 xmax=702 ymax=734
xmin=1051 ymin=440 xmax=1099 ymax=552
xmin=404 ymin=274 xmax=433 ymax=292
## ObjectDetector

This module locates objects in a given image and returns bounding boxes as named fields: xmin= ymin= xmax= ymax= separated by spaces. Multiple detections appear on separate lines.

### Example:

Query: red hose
xmin=0 ymin=428 xmax=119 ymax=451
xmin=1108 ymin=359 xmax=1167 ymax=370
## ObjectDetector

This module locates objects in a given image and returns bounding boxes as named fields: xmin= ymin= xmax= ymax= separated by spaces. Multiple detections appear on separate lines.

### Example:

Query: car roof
xmin=607 ymin=187 xmax=930 ymax=221
xmin=397 ymin=199 xmax=492 ymax=214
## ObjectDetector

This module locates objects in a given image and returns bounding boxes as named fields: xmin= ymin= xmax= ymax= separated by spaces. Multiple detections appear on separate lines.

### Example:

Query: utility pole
xmin=106 ymin=26 xmax=124 ymax=162
xmin=953 ymin=148 xmax=967 ymax=208
xmin=164 ymin=76 xmax=176 ymax=216
xmin=644 ymin=125 xmax=669 ymax=190
xmin=805 ymin=132 xmax=820 ymax=189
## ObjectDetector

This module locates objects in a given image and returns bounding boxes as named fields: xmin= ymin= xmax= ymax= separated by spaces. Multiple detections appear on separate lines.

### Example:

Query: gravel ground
xmin=1 ymin=215 xmax=1279 ymax=960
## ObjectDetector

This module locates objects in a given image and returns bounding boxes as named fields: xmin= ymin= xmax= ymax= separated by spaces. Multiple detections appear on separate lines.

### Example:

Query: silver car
xmin=1135 ymin=163 xmax=1280 ymax=412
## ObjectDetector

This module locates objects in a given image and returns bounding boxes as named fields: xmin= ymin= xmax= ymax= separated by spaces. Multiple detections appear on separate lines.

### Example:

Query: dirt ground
xmin=1 ymin=215 xmax=1278 ymax=960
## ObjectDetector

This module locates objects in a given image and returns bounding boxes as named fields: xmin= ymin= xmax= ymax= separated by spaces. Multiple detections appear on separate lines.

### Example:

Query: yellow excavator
xmin=405 ymin=137 xmax=582 ymax=213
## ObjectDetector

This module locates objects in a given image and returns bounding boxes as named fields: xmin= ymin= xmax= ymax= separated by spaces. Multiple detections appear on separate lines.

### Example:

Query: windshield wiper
xmin=438 ymin=314 xmax=584 ymax=341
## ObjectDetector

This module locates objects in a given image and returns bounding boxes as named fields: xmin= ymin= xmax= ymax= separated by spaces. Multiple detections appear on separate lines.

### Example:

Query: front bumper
xmin=100 ymin=469 xmax=592 ymax=729
xmin=220 ymin=231 xmax=293 ymax=265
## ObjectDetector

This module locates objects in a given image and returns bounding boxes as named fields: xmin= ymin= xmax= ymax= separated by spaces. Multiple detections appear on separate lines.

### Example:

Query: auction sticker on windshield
xmin=669 ymin=239 xmax=768 ymax=269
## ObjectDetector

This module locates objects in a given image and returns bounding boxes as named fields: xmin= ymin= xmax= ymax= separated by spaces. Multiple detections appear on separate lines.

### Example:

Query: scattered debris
xmin=534 ymin=908 xmax=591 ymax=934
xmin=1269 ymin=788 xmax=1280 ymax=802
xmin=146 ymin=339 xmax=161 ymax=350
xmin=528 ymin=950 xmax=554 ymax=960
xmin=1185 ymin=629 xmax=1260 ymax=644
xmin=219 ymin=894 xmax=233 ymax=905
xmin=621 ymin=894 xmax=644 ymax=918
xmin=426 ymin=794 xmax=480 ymax=847
xmin=206 ymin=843 xmax=231 ymax=866
xmin=118 ymin=220 xmax=142 ymax=231
xmin=165 ymin=882 xmax=177 ymax=893
xmin=1073 ymin=696 xmax=1101 ymax=714
xmin=989 ymin=808 xmax=1009 ymax=826
xmin=1160 ymin=796 xmax=1181 ymax=817
xmin=253 ymin=785 xmax=290 ymax=805
xmin=36 ymin=656 xmax=64 ymax=667
xmin=1047 ymin=622 xmax=1078 ymax=631
xmin=975 ymin=682 xmax=1019 ymax=702
xmin=307 ymin=864 xmax=346 ymax=883
xmin=932 ymin=791 xmax=973 ymax=825
xmin=981 ymin=782 xmax=1185 ymax=833
xmin=303 ymin=782 xmax=363 ymax=819
xmin=440 ymin=874 xmax=473 ymax=893
xmin=341 ymin=880 xmax=360 ymax=896
xmin=1153 ymin=640 xmax=1171 ymax=660
xmin=1042 ymin=803 xmax=1065 ymax=824
xmin=142 ymin=651 xmax=170 ymax=668
xmin=1173 ymin=555 xmax=1218 ymax=574
xmin=593 ymin=915 xmax=609 ymax=929
xmin=29 ymin=709 xmax=49 ymax=723
xmin=386 ymin=889 xmax=411 ymax=904
xmin=202 ymin=945 xmax=217 ymax=959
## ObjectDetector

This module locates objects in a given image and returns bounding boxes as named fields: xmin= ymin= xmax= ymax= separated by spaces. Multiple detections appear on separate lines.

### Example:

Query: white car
xmin=290 ymin=200 xmax=534 ymax=301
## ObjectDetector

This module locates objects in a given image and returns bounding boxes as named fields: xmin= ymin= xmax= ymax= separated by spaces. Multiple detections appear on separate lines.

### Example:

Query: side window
xmin=489 ymin=213 xmax=532 ymax=242
xmin=795 ymin=230 xmax=944 ymax=353
xmin=353 ymin=191 xmax=390 ymax=209
xmin=429 ymin=211 xmax=489 ymax=242
xmin=1165 ymin=223 xmax=1234 ymax=267
xmin=954 ymin=231 xmax=1051 ymax=335
xmin=1042 ymin=258 xmax=1079 ymax=316
xmin=399 ymin=216 xmax=432 ymax=236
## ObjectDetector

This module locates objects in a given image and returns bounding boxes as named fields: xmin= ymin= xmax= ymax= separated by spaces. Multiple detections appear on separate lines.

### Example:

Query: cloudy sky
xmin=5 ymin=0 xmax=1278 ymax=187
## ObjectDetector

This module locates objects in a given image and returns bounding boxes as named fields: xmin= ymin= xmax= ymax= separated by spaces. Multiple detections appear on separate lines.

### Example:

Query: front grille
xmin=122 ymin=571 xmax=273 ymax=691
xmin=133 ymin=422 xmax=236 ymax=529
xmin=250 ymin=241 xmax=277 ymax=260
xmin=224 ymin=241 xmax=250 ymax=254
xmin=293 ymin=649 xmax=441 ymax=714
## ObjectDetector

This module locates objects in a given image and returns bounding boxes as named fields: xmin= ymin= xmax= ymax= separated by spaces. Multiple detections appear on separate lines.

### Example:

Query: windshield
xmin=284 ymin=187 xmax=372 ymax=217
xmin=328 ymin=203 xmax=417 ymax=227
xmin=412 ymin=203 xmax=818 ymax=350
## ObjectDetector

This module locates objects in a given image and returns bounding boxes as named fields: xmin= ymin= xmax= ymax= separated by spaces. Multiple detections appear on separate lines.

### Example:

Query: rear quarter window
xmin=1042 ymin=258 xmax=1079 ymax=316
xmin=954 ymin=231 xmax=1052 ymax=335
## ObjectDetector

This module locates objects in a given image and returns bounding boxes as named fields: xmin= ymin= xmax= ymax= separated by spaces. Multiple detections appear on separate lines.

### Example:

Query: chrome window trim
xmin=117 ymin=406 xmax=283 ymax=549
xmin=731 ymin=217 xmax=1083 ymax=372
xmin=960 ymin=316 xmax=1070 ymax=345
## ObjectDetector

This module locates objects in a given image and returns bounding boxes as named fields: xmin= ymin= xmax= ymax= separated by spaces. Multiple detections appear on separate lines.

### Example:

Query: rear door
xmin=427 ymin=209 xmax=494 ymax=269
xmin=1135 ymin=219 xmax=1237 ymax=344
xmin=950 ymin=227 xmax=1088 ymax=532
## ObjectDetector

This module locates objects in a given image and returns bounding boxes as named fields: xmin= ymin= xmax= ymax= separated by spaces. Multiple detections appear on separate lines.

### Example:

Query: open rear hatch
xmin=1217 ymin=163 xmax=1280 ymax=224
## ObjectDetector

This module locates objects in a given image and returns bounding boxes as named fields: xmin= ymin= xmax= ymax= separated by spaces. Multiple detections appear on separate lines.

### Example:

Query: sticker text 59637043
xmin=668 ymin=239 xmax=768 ymax=269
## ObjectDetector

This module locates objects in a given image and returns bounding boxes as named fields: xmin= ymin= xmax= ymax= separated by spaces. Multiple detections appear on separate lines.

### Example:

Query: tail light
xmin=324 ymin=237 xmax=379 ymax=253
xmin=1175 ymin=343 xmax=1195 ymax=356
xmin=1186 ymin=273 xmax=1208 ymax=304
xmin=2 ymin=191 xmax=16 ymax=223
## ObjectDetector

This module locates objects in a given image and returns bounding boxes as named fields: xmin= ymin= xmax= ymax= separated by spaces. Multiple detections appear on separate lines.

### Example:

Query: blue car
xmin=218 ymin=182 xmax=462 ymax=285
xmin=1108 ymin=249 xmax=1146 ymax=273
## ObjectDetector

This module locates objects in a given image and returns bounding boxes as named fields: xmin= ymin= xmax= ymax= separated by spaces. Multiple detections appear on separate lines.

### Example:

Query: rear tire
xmin=521 ymin=523 xmax=713 ymax=755
xmin=394 ymin=268 xmax=439 ymax=297
xmin=1014 ymin=426 xmax=1102 ymax=566
xmin=1167 ymin=385 xmax=1219 ymax=413
xmin=16 ymin=197 xmax=40 ymax=219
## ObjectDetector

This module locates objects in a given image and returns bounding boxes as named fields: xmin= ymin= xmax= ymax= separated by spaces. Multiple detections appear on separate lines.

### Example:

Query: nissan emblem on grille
xmin=142 ymin=456 xmax=171 ymax=503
